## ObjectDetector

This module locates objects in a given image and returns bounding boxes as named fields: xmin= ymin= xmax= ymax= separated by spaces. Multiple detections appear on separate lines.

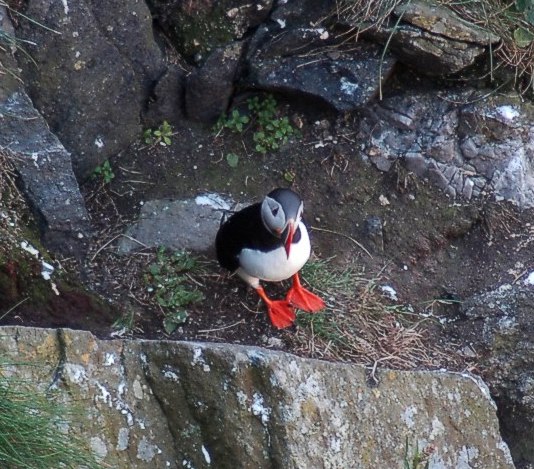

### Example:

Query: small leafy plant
xmin=215 ymin=109 xmax=250 ymax=134
xmin=144 ymin=120 xmax=173 ymax=146
xmin=214 ymin=94 xmax=297 ymax=155
xmin=226 ymin=152 xmax=239 ymax=168
xmin=249 ymin=95 xmax=296 ymax=154
xmin=92 ymin=160 xmax=114 ymax=184
xmin=145 ymin=247 xmax=204 ymax=334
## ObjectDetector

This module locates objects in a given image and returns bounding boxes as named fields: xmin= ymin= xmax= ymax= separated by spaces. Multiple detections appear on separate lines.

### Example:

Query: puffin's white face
xmin=261 ymin=196 xmax=303 ymax=236
xmin=261 ymin=196 xmax=286 ymax=235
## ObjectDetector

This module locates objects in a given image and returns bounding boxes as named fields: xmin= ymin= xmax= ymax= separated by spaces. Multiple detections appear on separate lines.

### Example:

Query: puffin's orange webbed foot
xmin=266 ymin=300 xmax=296 ymax=329
xmin=255 ymin=286 xmax=296 ymax=329
xmin=286 ymin=274 xmax=325 ymax=313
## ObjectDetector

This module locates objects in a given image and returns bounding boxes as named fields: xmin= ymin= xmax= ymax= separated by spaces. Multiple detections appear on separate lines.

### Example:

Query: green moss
xmin=169 ymin=6 xmax=238 ymax=61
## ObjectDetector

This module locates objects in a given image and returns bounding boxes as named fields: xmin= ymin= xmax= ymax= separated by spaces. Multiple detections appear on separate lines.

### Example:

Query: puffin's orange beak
xmin=284 ymin=221 xmax=295 ymax=258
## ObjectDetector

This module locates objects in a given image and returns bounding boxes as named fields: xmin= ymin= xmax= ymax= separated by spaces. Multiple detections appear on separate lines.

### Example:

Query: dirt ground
xmin=2 ymin=95 xmax=534 ymax=373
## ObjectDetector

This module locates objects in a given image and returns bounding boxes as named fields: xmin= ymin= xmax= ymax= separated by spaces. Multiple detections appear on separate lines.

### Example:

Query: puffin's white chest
xmin=238 ymin=222 xmax=311 ymax=283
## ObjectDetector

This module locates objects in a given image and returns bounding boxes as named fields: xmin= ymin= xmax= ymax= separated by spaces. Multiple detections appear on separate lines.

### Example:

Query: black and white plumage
xmin=216 ymin=188 xmax=324 ymax=329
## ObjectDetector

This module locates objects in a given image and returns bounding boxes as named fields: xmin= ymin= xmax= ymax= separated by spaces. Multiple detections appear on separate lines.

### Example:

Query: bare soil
xmin=2 ymin=98 xmax=533 ymax=372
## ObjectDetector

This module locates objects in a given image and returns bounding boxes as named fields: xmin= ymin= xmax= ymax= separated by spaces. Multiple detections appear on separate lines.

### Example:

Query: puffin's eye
xmin=271 ymin=207 xmax=279 ymax=217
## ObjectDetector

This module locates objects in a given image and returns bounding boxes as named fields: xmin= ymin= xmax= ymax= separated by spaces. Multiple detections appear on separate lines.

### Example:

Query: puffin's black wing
xmin=215 ymin=203 xmax=282 ymax=272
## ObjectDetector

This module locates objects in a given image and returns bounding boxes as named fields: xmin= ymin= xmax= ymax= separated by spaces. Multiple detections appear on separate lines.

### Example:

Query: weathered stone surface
xmin=367 ymin=0 xmax=500 ymax=75
xmin=247 ymin=33 xmax=396 ymax=112
xmin=0 ymin=326 xmax=515 ymax=469
xmin=452 ymin=278 xmax=534 ymax=466
xmin=395 ymin=1 xmax=500 ymax=44
xmin=0 ymin=6 xmax=19 ymax=100
xmin=271 ymin=0 xmax=334 ymax=26
xmin=118 ymin=194 xmax=233 ymax=254
xmin=0 ymin=91 xmax=91 ymax=255
xmin=359 ymin=90 xmax=534 ymax=208
xmin=185 ymin=42 xmax=245 ymax=123
xmin=144 ymin=64 xmax=186 ymax=128
xmin=147 ymin=0 xmax=272 ymax=63
xmin=16 ymin=0 xmax=166 ymax=179
xmin=364 ymin=215 xmax=384 ymax=252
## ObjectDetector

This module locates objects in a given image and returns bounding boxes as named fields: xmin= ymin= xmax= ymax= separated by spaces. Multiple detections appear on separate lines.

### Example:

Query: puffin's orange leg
xmin=255 ymin=286 xmax=296 ymax=329
xmin=286 ymin=273 xmax=325 ymax=313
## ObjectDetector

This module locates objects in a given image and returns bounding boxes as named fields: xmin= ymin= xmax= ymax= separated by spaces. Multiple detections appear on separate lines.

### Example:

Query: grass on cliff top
xmin=441 ymin=0 xmax=534 ymax=94
xmin=290 ymin=258 xmax=462 ymax=373
xmin=334 ymin=0 xmax=534 ymax=95
xmin=0 ymin=363 xmax=102 ymax=469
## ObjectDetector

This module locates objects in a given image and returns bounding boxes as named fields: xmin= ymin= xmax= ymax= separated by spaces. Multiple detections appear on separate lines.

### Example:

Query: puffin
xmin=215 ymin=188 xmax=325 ymax=329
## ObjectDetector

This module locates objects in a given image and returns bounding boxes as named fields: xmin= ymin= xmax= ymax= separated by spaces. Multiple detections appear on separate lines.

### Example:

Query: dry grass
xmin=333 ymin=0 xmax=403 ymax=38
xmin=290 ymin=259 xmax=467 ymax=372
xmin=439 ymin=0 xmax=534 ymax=94
xmin=0 ymin=151 xmax=23 ymax=208
xmin=334 ymin=0 xmax=534 ymax=95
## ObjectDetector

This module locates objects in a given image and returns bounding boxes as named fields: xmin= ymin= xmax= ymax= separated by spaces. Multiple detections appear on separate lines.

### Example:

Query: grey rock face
xmin=147 ymin=0 xmax=272 ymax=63
xmin=15 ymin=0 xmax=166 ymax=180
xmin=144 ymin=64 xmax=186 ymax=128
xmin=455 ymin=280 xmax=534 ymax=465
xmin=364 ymin=215 xmax=384 ymax=252
xmin=0 ymin=6 xmax=19 ymax=100
xmin=185 ymin=42 xmax=246 ymax=123
xmin=0 ymin=326 xmax=515 ymax=469
xmin=0 ymin=91 xmax=91 ymax=255
xmin=360 ymin=90 xmax=534 ymax=208
xmin=118 ymin=194 xmax=233 ymax=254
xmin=246 ymin=27 xmax=396 ymax=112
xmin=270 ymin=0 xmax=333 ymax=26
xmin=367 ymin=0 xmax=500 ymax=75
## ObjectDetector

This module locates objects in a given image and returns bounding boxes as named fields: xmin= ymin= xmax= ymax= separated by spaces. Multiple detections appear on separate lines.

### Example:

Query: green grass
xmin=295 ymin=258 xmax=363 ymax=347
xmin=403 ymin=436 xmax=432 ymax=469
xmin=291 ymin=258 xmax=448 ymax=369
xmin=300 ymin=257 xmax=363 ymax=295
xmin=0 ymin=364 xmax=102 ymax=469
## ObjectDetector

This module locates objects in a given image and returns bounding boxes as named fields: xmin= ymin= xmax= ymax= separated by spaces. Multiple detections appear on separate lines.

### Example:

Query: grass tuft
xmin=334 ymin=0 xmax=534 ymax=95
xmin=439 ymin=0 xmax=534 ymax=94
xmin=0 ymin=363 xmax=102 ymax=469
xmin=291 ymin=258 xmax=458 ymax=370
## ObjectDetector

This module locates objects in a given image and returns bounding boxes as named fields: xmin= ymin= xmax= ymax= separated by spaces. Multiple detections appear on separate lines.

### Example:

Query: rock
xmin=185 ymin=42 xmax=246 ymax=123
xmin=144 ymin=65 xmax=187 ymax=128
xmin=147 ymin=0 xmax=272 ymax=63
xmin=0 ymin=6 xmax=19 ymax=100
xmin=364 ymin=215 xmax=384 ymax=252
xmin=118 ymin=194 xmax=233 ymax=254
xmin=246 ymin=31 xmax=396 ymax=112
xmin=453 ymin=282 xmax=534 ymax=465
xmin=395 ymin=1 xmax=500 ymax=45
xmin=366 ymin=0 xmax=500 ymax=75
xmin=359 ymin=90 xmax=534 ymax=208
xmin=270 ymin=0 xmax=334 ymax=26
xmin=0 ymin=326 xmax=515 ymax=469
xmin=0 ymin=91 xmax=91 ymax=256
xmin=15 ymin=0 xmax=166 ymax=180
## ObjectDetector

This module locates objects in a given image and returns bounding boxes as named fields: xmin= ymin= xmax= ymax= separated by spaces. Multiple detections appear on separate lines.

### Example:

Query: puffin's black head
xmin=261 ymin=188 xmax=304 ymax=258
